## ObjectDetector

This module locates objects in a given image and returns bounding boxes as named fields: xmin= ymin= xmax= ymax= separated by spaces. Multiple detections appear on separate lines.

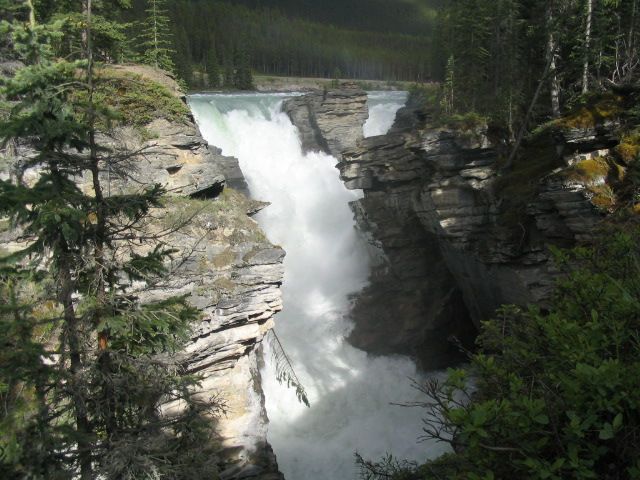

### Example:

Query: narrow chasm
xmin=189 ymin=92 xmax=452 ymax=480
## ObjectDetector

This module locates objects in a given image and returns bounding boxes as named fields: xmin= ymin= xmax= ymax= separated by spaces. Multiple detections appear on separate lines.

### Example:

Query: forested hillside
xmin=431 ymin=0 xmax=640 ymax=136
xmin=217 ymin=0 xmax=439 ymax=36
xmin=125 ymin=0 xmax=435 ymax=86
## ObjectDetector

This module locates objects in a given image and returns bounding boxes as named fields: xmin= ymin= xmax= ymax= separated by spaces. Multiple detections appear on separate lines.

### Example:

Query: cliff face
xmin=341 ymin=97 xmax=614 ymax=327
xmin=100 ymin=68 xmax=286 ymax=480
xmin=284 ymin=88 xmax=476 ymax=368
xmin=282 ymin=85 xmax=368 ymax=157
xmin=286 ymin=87 xmax=614 ymax=369
xmin=1 ymin=65 xmax=284 ymax=480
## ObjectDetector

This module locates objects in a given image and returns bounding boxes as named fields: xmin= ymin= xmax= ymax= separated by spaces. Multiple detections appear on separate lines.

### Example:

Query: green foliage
xmin=135 ymin=0 xmax=176 ymax=72
xmin=91 ymin=68 xmax=189 ymax=126
xmin=0 ymin=5 xmax=221 ymax=478
xmin=55 ymin=11 xmax=129 ymax=62
xmin=122 ymin=0 xmax=434 ymax=88
xmin=432 ymin=0 xmax=640 ymax=138
xmin=206 ymin=47 xmax=220 ymax=89
xmin=364 ymin=227 xmax=640 ymax=479
xmin=233 ymin=44 xmax=253 ymax=90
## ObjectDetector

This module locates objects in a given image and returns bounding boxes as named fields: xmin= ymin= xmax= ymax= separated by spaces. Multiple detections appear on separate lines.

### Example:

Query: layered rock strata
xmin=285 ymin=87 xmax=610 ymax=368
xmin=101 ymin=70 xmax=284 ymax=480
xmin=282 ymin=84 xmax=368 ymax=157
xmin=340 ymin=98 xmax=610 ymax=327
xmin=0 ymin=65 xmax=283 ymax=480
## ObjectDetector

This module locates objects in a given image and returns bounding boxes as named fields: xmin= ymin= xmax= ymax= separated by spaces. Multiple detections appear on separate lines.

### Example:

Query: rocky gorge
xmin=1 ymin=61 xmax=629 ymax=479
xmin=283 ymin=85 xmax=619 ymax=369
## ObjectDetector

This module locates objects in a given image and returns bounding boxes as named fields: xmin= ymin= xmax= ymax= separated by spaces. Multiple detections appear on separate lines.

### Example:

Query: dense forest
xmin=147 ymin=0 xmax=435 ymax=86
xmin=432 ymin=0 xmax=640 ymax=134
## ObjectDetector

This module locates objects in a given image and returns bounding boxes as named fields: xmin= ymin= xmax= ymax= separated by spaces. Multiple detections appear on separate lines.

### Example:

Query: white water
xmin=363 ymin=91 xmax=409 ymax=137
xmin=189 ymin=92 xmax=447 ymax=480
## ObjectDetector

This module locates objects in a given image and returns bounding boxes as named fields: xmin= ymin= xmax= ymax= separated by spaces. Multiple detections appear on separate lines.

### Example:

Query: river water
xmin=189 ymin=91 xmax=444 ymax=480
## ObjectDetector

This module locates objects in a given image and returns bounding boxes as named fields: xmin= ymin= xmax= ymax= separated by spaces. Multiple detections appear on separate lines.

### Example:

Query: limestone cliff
xmin=340 ymin=94 xmax=619 ymax=327
xmin=285 ymin=87 xmax=622 ymax=369
xmin=0 ymin=65 xmax=284 ymax=480
xmin=283 ymin=84 xmax=368 ymax=157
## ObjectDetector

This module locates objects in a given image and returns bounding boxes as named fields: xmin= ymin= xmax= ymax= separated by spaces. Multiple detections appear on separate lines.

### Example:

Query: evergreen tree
xmin=223 ymin=50 xmax=234 ymax=88
xmin=0 ymin=2 xmax=219 ymax=477
xmin=138 ymin=0 xmax=175 ymax=71
xmin=172 ymin=25 xmax=192 ymax=87
xmin=234 ymin=44 xmax=253 ymax=90
xmin=206 ymin=46 xmax=220 ymax=89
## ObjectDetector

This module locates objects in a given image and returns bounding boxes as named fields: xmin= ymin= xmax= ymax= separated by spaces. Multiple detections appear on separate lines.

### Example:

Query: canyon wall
xmin=285 ymin=87 xmax=613 ymax=369
xmin=0 ymin=65 xmax=284 ymax=480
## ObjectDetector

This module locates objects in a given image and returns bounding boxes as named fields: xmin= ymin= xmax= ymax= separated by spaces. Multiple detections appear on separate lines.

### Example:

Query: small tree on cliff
xmin=138 ymin=0 xmax=176 ymax=72
xmin=0 ymin=3 xmax=219 ymax=477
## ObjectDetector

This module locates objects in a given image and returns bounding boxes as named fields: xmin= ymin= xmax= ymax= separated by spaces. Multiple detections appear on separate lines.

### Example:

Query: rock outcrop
xmin=0 ymin=65 xmax=283 ymax=480
xmin=286 ymin=88 xmax=613 ymax=369
xmin=102 ymin=68 xmax=284 ymax=479
xmin=339 ymin=95 xmax=611 ymax=331
xmin=282 ymin=84 xmax=368 ymax=157
xmin=150 ymin=191 xmax=284 ymax=480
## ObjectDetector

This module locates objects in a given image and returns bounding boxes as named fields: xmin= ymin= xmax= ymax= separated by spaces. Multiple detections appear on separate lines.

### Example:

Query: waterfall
xmin=189 ymin=92 xmax=447 ymax=480
xmin=363 ymin=91 xmax=409 ymax=138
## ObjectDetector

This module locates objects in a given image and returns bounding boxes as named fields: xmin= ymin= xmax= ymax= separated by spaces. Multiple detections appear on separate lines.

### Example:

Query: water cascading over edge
xmin=189 ymin=92 xmax=447 ymax=480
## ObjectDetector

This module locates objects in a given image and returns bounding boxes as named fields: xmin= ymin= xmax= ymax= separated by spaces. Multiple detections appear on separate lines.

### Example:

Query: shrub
xmin=360 ymin=226 xmax=640 ymax=479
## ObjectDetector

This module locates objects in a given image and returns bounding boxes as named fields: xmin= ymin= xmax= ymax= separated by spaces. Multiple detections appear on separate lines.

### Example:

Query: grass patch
xmin=92 ymin=69 xmax=189 ymax=127
xmin=558 ymin=93 xmax=623 ymax=129
xmin=616 ymin=130 xmax=640 ymax=163
xmin=532 ymin=93 xmax=625 ymax=136
xmin=566 ymin=157 xmax=610 ymax=184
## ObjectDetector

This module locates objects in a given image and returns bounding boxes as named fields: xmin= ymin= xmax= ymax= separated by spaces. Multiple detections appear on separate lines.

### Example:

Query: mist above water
xmin=189 ymin=92 xmax=446 ymax=480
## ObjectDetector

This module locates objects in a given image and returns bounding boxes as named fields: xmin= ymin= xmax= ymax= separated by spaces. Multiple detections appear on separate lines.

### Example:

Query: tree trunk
xmin=546 ymin=3 xmax=561 ymax=117
xmin=582 ymin=0 xmax=593 ymax=94
xmin=628 ymin=0 xmax=638 ymax=80
xmin=25 ymin=0 xmax=36 ymax=27
xmin=84 ymin=0 xmax=117 ymax=439
xmin=60 ymin=258 xmax=93 ymax=480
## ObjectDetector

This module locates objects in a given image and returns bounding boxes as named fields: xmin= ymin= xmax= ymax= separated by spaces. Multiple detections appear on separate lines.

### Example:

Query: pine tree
xmin=234 ymin=44 xmax=254 ymax=90
xmin=206 ymin=46 xmax=220 ymax=89
xmin=138 ymin=0 xmax=175 ymax=72
xmin=223 ymin=50 xmax=235 ymax=88
xmin=173 ymin=25 xmax=193 ymax=87
xmin=0 ymin=2 xmax=219 ymax=477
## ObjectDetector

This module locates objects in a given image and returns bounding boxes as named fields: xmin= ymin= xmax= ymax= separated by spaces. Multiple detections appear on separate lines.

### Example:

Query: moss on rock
xmin=93 ymin=68 xmax=189 ymax=127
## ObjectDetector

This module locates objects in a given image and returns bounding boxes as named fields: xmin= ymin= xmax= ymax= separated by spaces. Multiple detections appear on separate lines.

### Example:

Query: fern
xmin=266 ymin=329 xmax=310 ymax=408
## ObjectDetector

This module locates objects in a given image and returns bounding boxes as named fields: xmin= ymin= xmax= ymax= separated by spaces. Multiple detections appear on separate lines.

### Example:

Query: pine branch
xmin=266 ymin=329 xmax=310 ymax=407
